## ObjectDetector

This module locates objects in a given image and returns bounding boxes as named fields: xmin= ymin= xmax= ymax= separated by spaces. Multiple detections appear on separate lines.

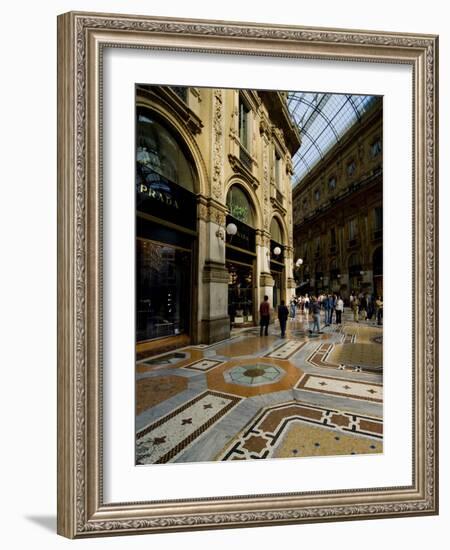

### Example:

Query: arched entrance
xmin=225 ymin=185 xmax=257 ymax=327
xmin=136 ymin=107 xmax=199 ymax=347
xmin=373 ymin=246 xmax=383 ymax=297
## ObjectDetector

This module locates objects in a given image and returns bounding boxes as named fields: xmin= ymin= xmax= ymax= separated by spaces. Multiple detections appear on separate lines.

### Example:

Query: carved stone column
xmin=284 ymin=245 xmax=296 ymax=301
xmin=199 ymin=199 xmax=230 ymax=344
xmin=257 ymin=231 xmax=274 ymax=319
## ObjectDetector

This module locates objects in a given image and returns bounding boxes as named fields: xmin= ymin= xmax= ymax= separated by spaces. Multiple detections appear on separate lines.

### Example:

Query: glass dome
xmin=287 ymin=93 xmax=379 ymax=186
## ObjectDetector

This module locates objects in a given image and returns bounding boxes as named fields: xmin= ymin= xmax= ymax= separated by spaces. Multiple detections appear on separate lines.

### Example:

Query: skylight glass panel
xmin=295 ymin=162 xmax=309 ymax=182
xmin=287 ymin=92 xmax=379 ymax=187
xmin=315 ymin=126 xmax=336 ymax=153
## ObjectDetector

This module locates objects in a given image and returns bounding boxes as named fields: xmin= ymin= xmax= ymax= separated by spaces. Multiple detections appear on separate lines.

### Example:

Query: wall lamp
xmin=217 ymin=222 xmax=238 ymax=242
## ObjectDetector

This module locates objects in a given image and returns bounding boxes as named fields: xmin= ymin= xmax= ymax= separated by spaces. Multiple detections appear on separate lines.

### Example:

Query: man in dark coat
xmin=277 ymin=300 xmax=289 ymax=338
xmin=259 ymin=295 xmax=271 ymax=336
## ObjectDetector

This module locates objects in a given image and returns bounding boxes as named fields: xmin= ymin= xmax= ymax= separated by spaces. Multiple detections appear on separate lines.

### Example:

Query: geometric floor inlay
xmin=329 ymin=343 xmax=382 ymax=369
xmin=182 ymin=359 xmax=223 ymax=372
xmin=206 ymin=358 xmax=304 ymax=398
xmin=142 ymin=351 xmax=188 ymax=366
xmin=307 ymin=342 xmax=382 ymax=373
xmin=135 ymin=316 xmax=383 ymax=465
xmin=136 ymin=375 xmax=188 ymax=415
xmin=218 ymin=401 xmax=382 ymax=460
xmin=224 ymin=364 xmax=285 ymax=386
xmin=136 ymin=390 xmax=241 ymax=464
xmin=296 ymin=373 xmax=383 ymax=403
xmin=265 ymin=340 xmax=307 ymax=359
xmin=273 ymin=422 xmax=383 ymax=458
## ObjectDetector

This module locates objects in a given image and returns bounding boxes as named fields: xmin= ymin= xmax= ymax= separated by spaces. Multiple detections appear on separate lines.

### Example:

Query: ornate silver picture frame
xmin=57 ymin=11 xmax=438 ymax=538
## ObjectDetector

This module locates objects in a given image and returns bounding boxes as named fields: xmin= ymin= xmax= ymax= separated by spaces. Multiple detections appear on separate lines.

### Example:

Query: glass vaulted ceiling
xmin=287 ymin=92 xmax=377 ymax=187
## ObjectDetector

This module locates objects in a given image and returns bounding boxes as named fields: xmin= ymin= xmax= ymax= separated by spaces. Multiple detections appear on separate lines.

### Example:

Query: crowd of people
xmin=259 ymin=292 xmax=383 ymax=338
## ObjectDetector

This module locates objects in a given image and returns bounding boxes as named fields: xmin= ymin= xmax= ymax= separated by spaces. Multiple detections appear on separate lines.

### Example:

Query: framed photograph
xmin=57 ymin=11 xmax=439 ymax=538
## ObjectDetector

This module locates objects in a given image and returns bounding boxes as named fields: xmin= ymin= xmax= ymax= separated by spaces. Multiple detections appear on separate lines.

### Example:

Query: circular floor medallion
xmin=224 ymin=363 xmax=285 ymax=386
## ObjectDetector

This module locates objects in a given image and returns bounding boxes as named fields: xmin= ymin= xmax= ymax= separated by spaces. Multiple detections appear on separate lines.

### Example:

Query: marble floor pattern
xmin=136 ymin=313 xmax=383 ymax=465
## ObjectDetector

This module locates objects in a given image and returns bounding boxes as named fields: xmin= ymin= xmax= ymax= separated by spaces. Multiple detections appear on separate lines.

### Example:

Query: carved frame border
xmin=57 ymin=11 xmax=438 ymax=538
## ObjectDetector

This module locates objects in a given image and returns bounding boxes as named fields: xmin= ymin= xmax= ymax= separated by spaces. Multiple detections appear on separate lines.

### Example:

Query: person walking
xmin=310 ymin=297 xmax=322 ymax=334
xmin=304 ymin=293 xmax=310 ymax=321
xmin=278 ymin=300 xmax=289 ymax=338
xmin=259 ymin=295 xmax=271 ymax=336
xmin=349 ymin=292 xmax=355 ymax=309
xmin=324 ymin=293 xmax=332 ymax=326
xmin=330 ymin=294 xmax=337 ymax=324
xmin=289 ymin=298 xmax=297 ymax=322
xmin=335 ymin=295 xmax=344 ymax=324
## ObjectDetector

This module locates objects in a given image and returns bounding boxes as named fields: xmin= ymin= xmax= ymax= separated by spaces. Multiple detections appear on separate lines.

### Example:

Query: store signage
xmin=236 ymin=228 xmax=250 ymax=245
xmin=136 ymin=166 xmax=196 ymax=230
xmin=138 ymin=184 xmax=180 ymax=209
xmin=226 ymin=215 xmax=255 ymax=252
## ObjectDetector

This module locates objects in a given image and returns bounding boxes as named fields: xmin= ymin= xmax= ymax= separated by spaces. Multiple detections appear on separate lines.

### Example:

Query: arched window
xmin=270 ymin=217 xmax=284 ymax=244
xmin=226 ymin=185 xmax=255 ymax=227
xmin=136 ymin=109 xmax=196 ymax=192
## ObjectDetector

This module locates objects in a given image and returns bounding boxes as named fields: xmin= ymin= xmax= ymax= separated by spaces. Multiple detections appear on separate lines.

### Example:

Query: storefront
xmin=227 ymin=260 xmax=254 ymax=325
xmin=225 ymin=185 xmax=257 ymax=327
xmin=136 ymin=107 xmax=198 ymax=345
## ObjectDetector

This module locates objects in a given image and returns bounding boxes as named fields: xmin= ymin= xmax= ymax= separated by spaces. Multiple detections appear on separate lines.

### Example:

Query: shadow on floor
xmin=25 ymin=515 xmax=56 ymax=533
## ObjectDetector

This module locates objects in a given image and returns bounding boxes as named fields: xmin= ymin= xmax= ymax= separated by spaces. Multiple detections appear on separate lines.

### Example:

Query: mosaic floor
xmin=136 ymin=313 xmax=383 ymax=465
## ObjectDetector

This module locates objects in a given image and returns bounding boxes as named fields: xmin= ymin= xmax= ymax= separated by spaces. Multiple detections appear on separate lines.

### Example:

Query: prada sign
xmin=138 ymin=184 xmax=180 ymax=209
xmin=136 ymin=166 xmax=196 ymax=230
xmin=226 ymin=215 xmax=255 ymax=252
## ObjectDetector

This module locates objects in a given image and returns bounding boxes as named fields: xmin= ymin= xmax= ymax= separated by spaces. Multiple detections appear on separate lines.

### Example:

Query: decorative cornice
xmin=270 ymin=195 xmax=287 ymax=216
xmin=228 ymin=153 xmax=259 ymax=189
xmin=259 ymin=114 xmax=271 ymax=138
xmin=136 ymin=85 xmax=204 ymax=134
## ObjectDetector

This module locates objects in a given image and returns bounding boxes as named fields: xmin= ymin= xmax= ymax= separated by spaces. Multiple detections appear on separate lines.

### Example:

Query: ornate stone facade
xmin=136 ymin=85 xmax=300 ymax=344
xmin=292 ymin=99 xmax=383 ymax=300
